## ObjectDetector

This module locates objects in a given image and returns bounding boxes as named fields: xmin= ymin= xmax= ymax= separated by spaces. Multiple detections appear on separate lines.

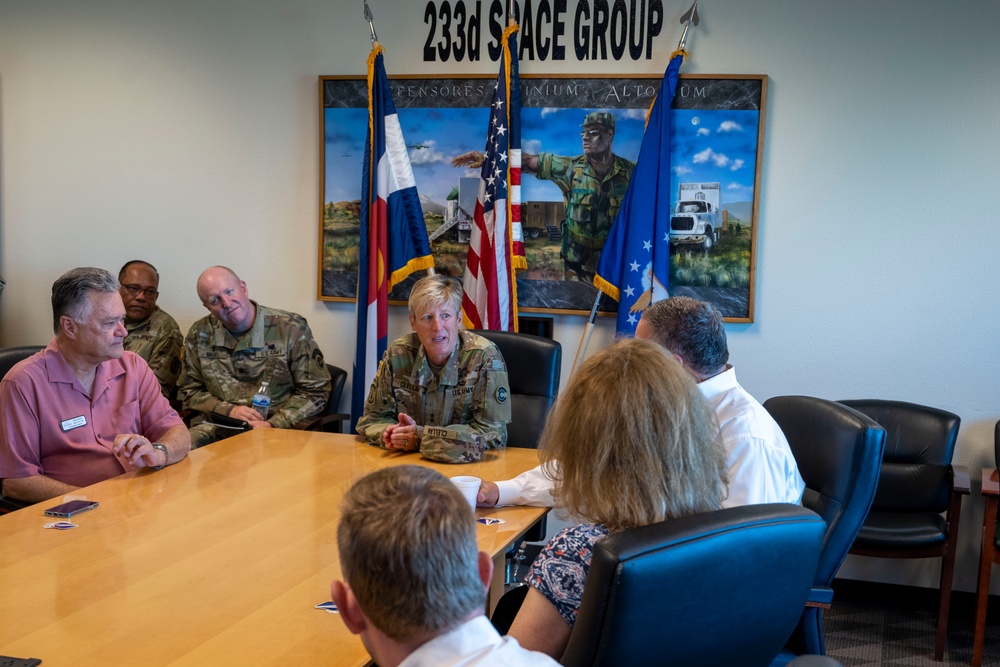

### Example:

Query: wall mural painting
xmin=318 ymin=74 xmax=766 ymax=321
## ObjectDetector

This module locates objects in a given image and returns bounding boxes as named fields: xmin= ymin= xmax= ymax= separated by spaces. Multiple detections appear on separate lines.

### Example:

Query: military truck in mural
xmin=669 ymin=182 xmax=722 ymax=252
xmin=429 ymin=178 xmax=564 ymax=245
xmin=522 ymin=201 xmax=562 ymax=241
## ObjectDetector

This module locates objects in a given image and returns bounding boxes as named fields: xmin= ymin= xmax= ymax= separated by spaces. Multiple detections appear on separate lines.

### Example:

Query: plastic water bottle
xmin=251 ymin=380 xmax=271 ymax=420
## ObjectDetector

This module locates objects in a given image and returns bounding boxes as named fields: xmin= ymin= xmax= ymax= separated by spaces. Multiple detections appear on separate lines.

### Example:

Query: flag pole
xmin=364 ymin=1 xmax=435 ymax=279
xmin=573 ymin=0 xmax=700 ymax=375
xmin=676 ymin=0 xmax=699 ymax=52
xmin=363 ymin=0 xmax=378 ymax=43
xmin=571 ymin=292 xmax=602 ymax=375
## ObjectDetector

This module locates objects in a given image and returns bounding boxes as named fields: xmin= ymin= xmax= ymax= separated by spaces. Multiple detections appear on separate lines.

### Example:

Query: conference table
xmin=0 ymin=430 xmax=548 ymax=666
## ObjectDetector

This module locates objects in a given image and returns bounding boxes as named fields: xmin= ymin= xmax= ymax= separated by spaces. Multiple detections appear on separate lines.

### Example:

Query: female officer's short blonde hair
xmin=407 ymin=274 xmax=463 ymax=318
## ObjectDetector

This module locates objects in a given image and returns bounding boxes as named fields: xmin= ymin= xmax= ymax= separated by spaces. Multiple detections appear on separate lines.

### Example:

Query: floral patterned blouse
xmin=526 ymin=523 xmax=612 ymax=625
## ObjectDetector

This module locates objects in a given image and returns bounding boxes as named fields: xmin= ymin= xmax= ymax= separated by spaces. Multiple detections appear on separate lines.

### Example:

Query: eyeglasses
xmin=123 ymin=284 xmax=158 ymax=298
xmin=580 ymin=129 xmax=606 ymax=138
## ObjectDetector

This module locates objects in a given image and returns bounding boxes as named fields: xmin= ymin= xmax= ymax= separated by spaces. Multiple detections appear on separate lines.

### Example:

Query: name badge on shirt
xmin=61 ymin=415 xmax=87 ymax=432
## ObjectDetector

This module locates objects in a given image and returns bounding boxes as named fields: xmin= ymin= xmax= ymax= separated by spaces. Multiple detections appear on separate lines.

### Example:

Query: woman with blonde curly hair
xmin=507 ymin=337 xmax=729 ymax=659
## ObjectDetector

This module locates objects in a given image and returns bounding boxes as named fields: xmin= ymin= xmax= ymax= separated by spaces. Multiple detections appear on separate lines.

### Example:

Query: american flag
xmin=461 ymin=24 xmax=525 ymax=332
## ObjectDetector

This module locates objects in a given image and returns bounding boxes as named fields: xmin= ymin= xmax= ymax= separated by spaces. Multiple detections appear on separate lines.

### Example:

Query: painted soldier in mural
xmin=452 ymin=111 xmax=635 ymax=283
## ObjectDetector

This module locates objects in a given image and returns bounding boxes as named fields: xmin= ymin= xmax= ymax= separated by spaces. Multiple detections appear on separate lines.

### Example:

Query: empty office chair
xmin=839 ymin=399 xmax=967 ymax=661
xmin=763 ymin=396 xmax=885 ymax=661
xmin=304 ymin=364 xmax=350 ymax=433
xmin=559 ymin=504 xmax=827 ymax=667
xmin=972 ymin=420 xmax=1000 ymax=667
xmin=470 ymin=329 xmax=561 ymax=449
xmin=0 ymin=344 xmax=45 ymax=380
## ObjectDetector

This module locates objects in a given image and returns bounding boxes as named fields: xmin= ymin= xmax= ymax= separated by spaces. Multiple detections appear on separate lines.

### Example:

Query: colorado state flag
xmin=352 ymin=45 xmax=434 ymax=429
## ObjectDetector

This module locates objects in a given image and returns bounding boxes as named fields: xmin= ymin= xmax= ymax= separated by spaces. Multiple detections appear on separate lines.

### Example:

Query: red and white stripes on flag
xmin=461 ymin=23 xmax=525 ymax=332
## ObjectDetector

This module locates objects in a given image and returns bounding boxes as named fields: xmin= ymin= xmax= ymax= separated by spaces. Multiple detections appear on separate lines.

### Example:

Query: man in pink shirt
xmin=0 ymin=267 xmax=190 ymax=503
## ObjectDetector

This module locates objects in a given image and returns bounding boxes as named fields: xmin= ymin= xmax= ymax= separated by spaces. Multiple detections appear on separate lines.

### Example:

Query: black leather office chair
xmin=470 ymin=329 xmax=561 ymax=449
xmin=304 ymin=364 xmax=350 ymax=433
xmin=0 ymin=345 xmax=45 ymax=513
xmin=763 ymin=396 xmax=886 ymax=662
xmin=0 ymin=344 xmax=45 ymax=380
xmin=839 ymin=399 xmax=967 ymax=661
xmin=972 ymin=420 xmax=1000 ymax=667
xmin=560 ymin=504 xmax=827 ymax=667
xmin=472 ymin=329 xmax=561 ymax=550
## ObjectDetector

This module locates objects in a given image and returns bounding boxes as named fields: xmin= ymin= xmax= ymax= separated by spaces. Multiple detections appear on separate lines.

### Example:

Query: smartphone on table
xmin=43 ymin=499 xmax=99 ymax=518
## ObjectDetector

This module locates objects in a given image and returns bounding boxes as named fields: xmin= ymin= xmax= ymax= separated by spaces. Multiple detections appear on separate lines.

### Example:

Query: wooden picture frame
xmin=319 ymin=73 xmax=765 ymax=322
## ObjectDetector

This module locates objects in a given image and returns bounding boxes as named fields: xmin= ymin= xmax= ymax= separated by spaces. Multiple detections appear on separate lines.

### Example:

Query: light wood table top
xmin=0 ymin=430 xmax=547 ymax=666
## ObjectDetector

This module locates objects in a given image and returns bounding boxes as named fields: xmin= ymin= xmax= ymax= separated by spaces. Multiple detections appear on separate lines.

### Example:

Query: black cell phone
xmin=0 ymin=656 xmax=42 ymax=666
xmin=42 ymin=499 xmax=99 ymax=518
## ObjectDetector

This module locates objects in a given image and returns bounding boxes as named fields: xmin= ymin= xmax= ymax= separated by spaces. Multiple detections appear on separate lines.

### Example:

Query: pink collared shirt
xmin=0 ymin=340 xmax=183 ymax=487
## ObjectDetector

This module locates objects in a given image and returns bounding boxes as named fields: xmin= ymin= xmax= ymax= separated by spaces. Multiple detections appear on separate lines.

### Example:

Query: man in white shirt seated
xmin=477 ymin=296 xmax=805 ymax=509
xmin=330 ymin=465 xmax=560 ymax=667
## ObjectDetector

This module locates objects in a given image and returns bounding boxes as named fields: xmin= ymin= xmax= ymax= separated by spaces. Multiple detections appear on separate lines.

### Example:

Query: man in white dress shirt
xmin=477 ymin=296 xmax=804 ymax=509
xmin=330 ymin=465 xmax=559 ymax=667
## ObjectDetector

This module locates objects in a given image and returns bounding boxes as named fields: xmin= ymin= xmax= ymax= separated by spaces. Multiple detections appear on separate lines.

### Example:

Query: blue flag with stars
xmin=594 ymin=52 xmax=684 ymax=336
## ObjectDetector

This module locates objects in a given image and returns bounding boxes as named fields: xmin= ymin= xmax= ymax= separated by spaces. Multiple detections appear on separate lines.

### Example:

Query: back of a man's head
xmin=337 ymin=465 xmax=483 ymax=641
xmin=639 ymin=296 xmax=729 ymax=376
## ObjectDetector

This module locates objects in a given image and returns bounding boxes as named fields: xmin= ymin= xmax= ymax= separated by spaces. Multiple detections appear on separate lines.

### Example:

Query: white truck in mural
xmin=669 ymin=181 xmax=721 ymax=252
xmin=429 ymin=177 xmax=477 ymax=244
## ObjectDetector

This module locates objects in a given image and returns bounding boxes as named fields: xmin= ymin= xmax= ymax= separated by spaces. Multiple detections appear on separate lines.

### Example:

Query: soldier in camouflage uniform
xmin=525 ymin=112 xmax=635 ymax=282
xmin=357 ymin=275 xmax=510 ymax=463
xmin=118 ymin=260 xmax=183 ymax=399
xmin=178 ymin=266 xmax=331 ymax=448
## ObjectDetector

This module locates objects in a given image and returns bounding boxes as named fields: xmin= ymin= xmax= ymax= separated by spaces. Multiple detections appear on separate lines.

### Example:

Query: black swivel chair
xmin=471 ymin=329 xmax=561 ymax=553
xmin=304 ymin=364 xmax=350 ymax=433
xmin=560 ymin=504 xmax=827 ymax=667
xmin=763 ymin=396 xmax=886 ymax=662
xmin=0 ymin=344 xmax=45 ymax=380
xmin=0 ymin=345 xmax=45 ymax=513
xmin=186 ymin=364 xmax=349 ymax=436
xmin=838 ymin=399 xmax=967 ymax=661
xmin=470 ymin=329 xmax=561 ymax=449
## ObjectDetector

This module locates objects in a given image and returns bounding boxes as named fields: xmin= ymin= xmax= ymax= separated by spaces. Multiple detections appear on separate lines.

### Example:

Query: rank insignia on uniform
xmin=495 ymin=386 xmax=509 ymax=403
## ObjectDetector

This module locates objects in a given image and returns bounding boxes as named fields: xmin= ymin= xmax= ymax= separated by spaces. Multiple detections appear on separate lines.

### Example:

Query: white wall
xmin=2 ymin=0 xmax=999 ymax=592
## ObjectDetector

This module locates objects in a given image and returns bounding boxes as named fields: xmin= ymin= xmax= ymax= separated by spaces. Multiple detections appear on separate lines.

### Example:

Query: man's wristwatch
xmin=150 ymin=443 xmax=168 ymax=470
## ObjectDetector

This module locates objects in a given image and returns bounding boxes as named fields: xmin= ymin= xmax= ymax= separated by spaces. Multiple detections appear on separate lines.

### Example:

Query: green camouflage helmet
xmin=581 ymin=111 xmax=615 ymax=131
xmin=421 ymin=426 xmax=488 ymax=464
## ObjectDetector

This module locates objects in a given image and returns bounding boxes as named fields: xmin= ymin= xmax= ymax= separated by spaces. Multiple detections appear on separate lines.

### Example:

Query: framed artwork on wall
xmin=319 ymin=73 xmax=766 ymax=322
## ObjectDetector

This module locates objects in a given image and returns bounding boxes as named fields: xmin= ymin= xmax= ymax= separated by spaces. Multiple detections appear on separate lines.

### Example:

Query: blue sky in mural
xmin=325 ymin=106 xmax=758 ymax=208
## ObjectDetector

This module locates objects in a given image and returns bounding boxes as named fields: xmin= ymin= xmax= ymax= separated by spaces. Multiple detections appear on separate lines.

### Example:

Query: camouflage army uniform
xmin=356 ymin=330 xmax=511 ymax=463
xmin=535 ymin=152 xmax=635 ymax=281
xmin=178 ymin=302 xmax=331 ymax=448
xmin=123 ymin=306 xmax=183 ymax=399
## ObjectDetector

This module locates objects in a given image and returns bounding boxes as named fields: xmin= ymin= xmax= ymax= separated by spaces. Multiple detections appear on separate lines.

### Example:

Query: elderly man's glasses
xmin=123 ymin=284 xmax=158 ymax=298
